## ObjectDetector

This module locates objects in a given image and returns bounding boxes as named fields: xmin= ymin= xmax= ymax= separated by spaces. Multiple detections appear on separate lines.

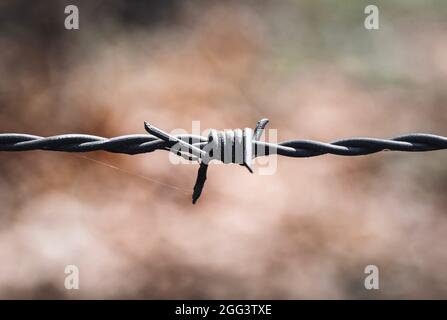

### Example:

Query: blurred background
xmin=0 ymin=0 xmax=446 ymax=299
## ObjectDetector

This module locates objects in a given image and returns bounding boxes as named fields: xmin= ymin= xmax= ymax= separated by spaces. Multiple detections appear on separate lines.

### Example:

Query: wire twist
xmin=1 ymin=118 xmax=446 ymax=203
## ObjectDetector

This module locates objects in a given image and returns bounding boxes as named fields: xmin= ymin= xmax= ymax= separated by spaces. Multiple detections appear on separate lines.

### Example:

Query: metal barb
xmin=191 ymin=118 xmax=268 ymax=203
xmin=144 ymin=122 xmax=205 ymax=159
xmin=254 ymin=118 xmax=269 ymax=141
xmin=192 ymin=163 xmax=208 ymax=204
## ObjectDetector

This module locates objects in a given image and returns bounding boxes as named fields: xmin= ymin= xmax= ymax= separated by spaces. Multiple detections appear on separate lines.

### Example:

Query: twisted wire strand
xmin=0 ymin=133 xmax=446 ymax=157
xmin=2 ymin=127 xmax=446 ymax=204
xmin=0 ymin=133 xmax=206 ymax=154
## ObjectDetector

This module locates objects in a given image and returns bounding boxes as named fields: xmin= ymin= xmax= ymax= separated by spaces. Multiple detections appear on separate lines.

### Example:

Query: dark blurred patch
xmin=0 ymin=0 xmax=183 ymax=45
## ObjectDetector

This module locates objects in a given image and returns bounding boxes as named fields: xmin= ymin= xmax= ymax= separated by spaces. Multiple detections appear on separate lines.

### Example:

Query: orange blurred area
xmin=0 ymin=0 xmax=446 ymax=298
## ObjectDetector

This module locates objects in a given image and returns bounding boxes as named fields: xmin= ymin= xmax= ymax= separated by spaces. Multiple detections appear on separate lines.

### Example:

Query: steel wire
xmin=1 ymin=120 xmax=446 ymax=203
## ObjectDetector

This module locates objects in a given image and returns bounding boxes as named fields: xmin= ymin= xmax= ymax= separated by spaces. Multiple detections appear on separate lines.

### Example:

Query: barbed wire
xmin=1 ymin=118 xmax=446 ymax=203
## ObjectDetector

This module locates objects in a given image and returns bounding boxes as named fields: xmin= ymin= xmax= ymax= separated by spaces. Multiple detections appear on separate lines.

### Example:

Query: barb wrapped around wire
xmin=1 ymin=118 xmax=446 ymax=203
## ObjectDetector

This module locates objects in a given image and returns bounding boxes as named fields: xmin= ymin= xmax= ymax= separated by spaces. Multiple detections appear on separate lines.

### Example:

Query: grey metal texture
xmin=1 ymin=130 xmax=446 ymax=157
xmin=1 ymin=118 xmax=446 ymax=203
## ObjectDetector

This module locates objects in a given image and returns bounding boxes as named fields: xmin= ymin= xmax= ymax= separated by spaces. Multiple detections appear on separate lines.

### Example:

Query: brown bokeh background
xmin=0 ymin=0 xmax=446 ymax=299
